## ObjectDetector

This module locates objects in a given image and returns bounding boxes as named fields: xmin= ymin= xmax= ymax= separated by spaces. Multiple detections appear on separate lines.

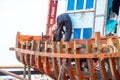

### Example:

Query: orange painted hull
xmin=13 ymin=32 xmax=120 ymax=80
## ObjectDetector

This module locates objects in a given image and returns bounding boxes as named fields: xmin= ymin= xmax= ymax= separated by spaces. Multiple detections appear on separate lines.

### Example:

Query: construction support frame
xmin=0 ymin=66 xmax=26 ymax=80
xmin=0 ymin=65 xmax=42 ymax=80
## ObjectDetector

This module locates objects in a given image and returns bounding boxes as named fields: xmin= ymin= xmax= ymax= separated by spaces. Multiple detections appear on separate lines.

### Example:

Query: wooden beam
xmin=0 ymin=69 xmax=26 ymax=80
xmin=12 ymin=48 xmax=120 ymax=59
xmin=0 ymin=65 xmax=24 ymax=69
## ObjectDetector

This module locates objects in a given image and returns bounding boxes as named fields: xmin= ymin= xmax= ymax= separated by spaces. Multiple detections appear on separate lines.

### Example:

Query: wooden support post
xmin=86 ymin=40 xmax=97 ymax=79
xmin=74 ymin=41 xmax=83 ymax=80
xmin=43 ymin=41 xmax=48 ymax=74
xmin=36 ymin=41 xmax=43 ymax=72
xmin=58 ymin=59 xmax=67 ymax=80
xmin=16 ymin=32 xmax=21 ymax=49
xmin=95 ymin=32 xmax=109 ymax=80
xmin=28 ymin=66 xmax=31 ymax=80
xmin=117 ymin=60 xmax=120 ymax=75
xmin=20 ymin=41 xmax=26 ymax=78
xmin=25 ymin=41 xmax=31 ymax=80
xmin=23 ymin=64 xmax=26 ymax=78
xmin=107 ymin=38 xmax=119 ymax=79
xmin=57 ymin=41 xmax=68 ymax=80
xmin=30 ymin=40 xmax=34 ymax=67
xmin=44 ymin=41 xmax=54 ymax=78
xmin=35 ymin=43 xmax=40 ymax=69
xmin=115 ymin=37 xmax=120 ymax=75
xmin=51 ymin=42 xmax=59 ymax=79
xmin=57 ymin=42 xmax=63 ymax=68
xmin=20 ymin=42 xmax=25 ymax=64
xmin=25 ymin=41 xmax=28 ymax=65
xmin=58 ymin=42 xmax=72 ymax=80
xmin=65 ymin=42 xmax=74 ymax=80
xmin=15 ymin=35 xmax=21 ymax=62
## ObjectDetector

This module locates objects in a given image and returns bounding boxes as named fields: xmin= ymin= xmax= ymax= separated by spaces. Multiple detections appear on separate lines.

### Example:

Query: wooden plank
xmin=25 ymin=41 xmax=30 ymax=66
xmin=95 ymin=32 xmax=109 ymax=80
xmin=33 ymin=41 xmax=43 ymax=73
xmin=43 ymin=42 xmax=49 ymax=74
xmin=24 ymin=41 xmax=31 ymax=80
xmin=57 ymin=42 xmax=63 ymax=68
xmin=0 ymin=69 xmax=26 ymax=80
xmin=0 ymin=65 xmax=24 ymax=69
xmin=74 ymin=41 xmax=83 ymax=79
xmin=20 ymin=42 xmax=25 ymax=64
xmin=13 ymin=48 xmax=120 ymax=58
xmin=31 ymin=40 xmax=36 ymax=66
xmin=23 ymin=64 xmax=26 ymax=78
xmin=43 ymin=41 xmax=55 ymax=79
xmin=107 ymin=38 xmax=119 ymax=79
xmin=36 ymin=41 xmax=44 ymax=73
xmin=35 ymin=54 xmax=38 ymax=68
xmin=114 ymin=37 xmax=120 ymax=75
xmin=51 ymin=42 xmax=59 ymax=79
xmin=65 ymin=42 xmax=74 ymax=80
xmin=86 ymin=40 xmax=97 ymax=79
xmin=15 ymin=33 xmax=21 ymax=62
xmin=100 ymin=54 xmax=109 ymax=80
xmin=16 ymin=32 xmax=120 ymax=45
xmin=28 ymin=66 xmax=31 ymax=80
xmin=109 ymin=58 xmax=119 ymax=79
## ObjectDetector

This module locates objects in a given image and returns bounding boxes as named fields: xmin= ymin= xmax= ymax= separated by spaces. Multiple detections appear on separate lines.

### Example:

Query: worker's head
xmin=52 ymin=24 xmax=58 ymax=32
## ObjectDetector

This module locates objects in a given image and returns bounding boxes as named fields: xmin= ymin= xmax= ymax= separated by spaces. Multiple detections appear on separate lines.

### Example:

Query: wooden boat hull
xmin=13 ymin=32 xmax=120 ymax=80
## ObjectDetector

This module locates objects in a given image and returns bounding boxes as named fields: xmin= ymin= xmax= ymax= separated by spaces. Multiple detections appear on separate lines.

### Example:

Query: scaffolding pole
xmin=0 ymin=69 xmax=26 ymax=80
xmin=28 ymin=66 xmax=31 ymax=80
xmin=23 ymin=65 xmax=26 ymax=78
xmin=0 ymin=65 xmax=24 ymax=69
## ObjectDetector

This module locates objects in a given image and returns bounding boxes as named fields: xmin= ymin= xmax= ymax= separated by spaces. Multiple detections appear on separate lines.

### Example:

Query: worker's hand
xmin=52 ymin=24 xmax=58 ymax=32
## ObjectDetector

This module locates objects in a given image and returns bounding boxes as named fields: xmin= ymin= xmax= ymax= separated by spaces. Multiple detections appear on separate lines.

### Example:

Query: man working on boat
xmin=52 ymin=13 xmax=72 ymax=42
xmin=52 ymin=13 xmax=72 ymax=80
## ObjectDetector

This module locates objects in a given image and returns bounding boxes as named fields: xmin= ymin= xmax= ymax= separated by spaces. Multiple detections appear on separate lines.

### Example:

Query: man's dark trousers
xmin=55 ymin=13 xmax=72 ymax=42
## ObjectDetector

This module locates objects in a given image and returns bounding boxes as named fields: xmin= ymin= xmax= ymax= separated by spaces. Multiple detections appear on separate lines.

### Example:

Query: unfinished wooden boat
xmin=10 ymin=32 xmax=120 ymax=80
xmin=10 ymin=0 xmax=120 ymax=79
